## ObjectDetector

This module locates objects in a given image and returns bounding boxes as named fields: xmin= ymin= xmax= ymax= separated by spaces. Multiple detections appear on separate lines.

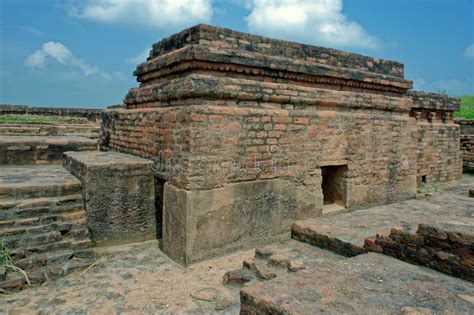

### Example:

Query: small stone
xmin=469 ymin=189 xmax=474 ymax=198
xmin=223 ymin=269 xmax=255 ymax=286
xmin=287 ymin=260 xmax=305 ymax=272
xmin=268 ymin=253 xmax=291 ymax=268
xmin=215 ymin=297 xmax=233 ymax=311
xmin=0 ymin=266 xmax=6 ymax=281
xmin=458 ymin=294 xmax=474 ymax=304
xmin=244 ymin=260 xmax=276 ymax=280
xmin=400 ymin=306 xmax=433 ymax=315
xmin=255 ymin=246 xmax=274 ymax=259
xmin=190 ymin=287 xmax=219 ymax=302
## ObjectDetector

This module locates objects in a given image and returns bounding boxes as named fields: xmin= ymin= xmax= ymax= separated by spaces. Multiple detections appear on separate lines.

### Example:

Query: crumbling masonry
xmin=101 ymin=25 xmax=462 ymax=265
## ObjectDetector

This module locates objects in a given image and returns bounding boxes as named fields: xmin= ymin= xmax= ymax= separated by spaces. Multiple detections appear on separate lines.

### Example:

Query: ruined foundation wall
xmin=455 ymin=118 xmax=474 ymax=173
xmin=101 ymin=24 xmax=417 ymax=264
xmin=1 ymin=104 xmax=102 ymax=123
xmin=409 ymin=92 xmax=462 ymax=182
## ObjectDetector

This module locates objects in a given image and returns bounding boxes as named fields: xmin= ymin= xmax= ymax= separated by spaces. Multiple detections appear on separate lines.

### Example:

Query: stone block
xmin=64 ymin=151 xmax=156 ymax=246
xmin=162 ymin=179 xmax=321 ymax=266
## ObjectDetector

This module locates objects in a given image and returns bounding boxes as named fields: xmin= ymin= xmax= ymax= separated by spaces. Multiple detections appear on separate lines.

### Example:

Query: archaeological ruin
xmin=0 ymin=25 xmax=472 ymax=313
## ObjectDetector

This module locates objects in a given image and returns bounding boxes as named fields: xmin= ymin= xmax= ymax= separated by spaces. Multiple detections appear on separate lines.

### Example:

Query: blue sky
xmin=0 ymin=0 xmax=473 ymax=109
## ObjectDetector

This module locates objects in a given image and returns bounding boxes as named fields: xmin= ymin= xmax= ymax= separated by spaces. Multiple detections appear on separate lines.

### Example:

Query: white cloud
xmin=25 ymin=41 xmax=124 ymax=80
xmin=127 ymin=48 xmax=150 ymax=65
xmin=465 ymin=43 xmax=474 ymax=59
xmin=68 ymin=0 xmax=213 ymax=29
xmin=245 ymin=0 xmax=378 ymax=49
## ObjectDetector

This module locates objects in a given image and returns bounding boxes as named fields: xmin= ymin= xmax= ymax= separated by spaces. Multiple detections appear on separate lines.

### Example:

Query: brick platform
xmin=63 ymin=151 xmax=156 ymax=246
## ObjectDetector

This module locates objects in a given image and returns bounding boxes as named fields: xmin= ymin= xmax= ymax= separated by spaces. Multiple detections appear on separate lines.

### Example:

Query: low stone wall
xmin=0 ymin=104 xmax=102 ymax=123
xmin=455 ymin=118 xmax=474 ymax=173
xmin=409 ymin=91 xmax=462 ymax=183
xmin=374 ymin=224 xmax=473 ymax=281
xmin=0 ymin=136 xmax=97 ymax=165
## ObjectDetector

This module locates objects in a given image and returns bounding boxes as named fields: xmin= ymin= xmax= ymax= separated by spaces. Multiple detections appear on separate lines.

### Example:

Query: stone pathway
xmin=1 ymin=241 xmax=254 ymax=314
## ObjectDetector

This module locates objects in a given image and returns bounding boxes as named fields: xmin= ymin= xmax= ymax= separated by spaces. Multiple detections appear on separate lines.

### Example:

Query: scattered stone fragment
xmin=457 ymin=294 xmax=474 ymax=304
xmin=215 ymin=297 xmax=233 ymax=311
xmin=400 ymin=306 xmax=434 ymax=315
xmin=223 ymin=269 xmax=255 ymax=286
xmin=287 ymin=260 xmax=305 ymax=272
xmin=190 ymin=287 xmax=219 ymax=302
xmin=243 ymin=259 xmax=276 ymax=280
xmin=0 ymin=266 xmax=6 ymax=281
xmin=254 ymin=246 xmax=275 ymax=259
xmin=267 ymin=253 xmax=291 ymax=268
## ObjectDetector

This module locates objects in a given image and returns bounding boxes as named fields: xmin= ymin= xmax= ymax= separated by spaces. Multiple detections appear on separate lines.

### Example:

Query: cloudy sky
xmin=0 ymin=0 xmax=473 ymax=108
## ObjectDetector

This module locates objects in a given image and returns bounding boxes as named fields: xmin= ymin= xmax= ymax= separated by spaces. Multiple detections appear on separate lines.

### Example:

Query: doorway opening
xmin=321 ymin=165 xmax=347 ymax=214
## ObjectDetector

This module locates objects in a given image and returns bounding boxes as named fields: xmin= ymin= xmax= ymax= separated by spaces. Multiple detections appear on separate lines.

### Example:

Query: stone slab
xmin=240 ymin=253 xmax=474 ymax=314
xmin=63 ymin=150 xmax=156 ymax=246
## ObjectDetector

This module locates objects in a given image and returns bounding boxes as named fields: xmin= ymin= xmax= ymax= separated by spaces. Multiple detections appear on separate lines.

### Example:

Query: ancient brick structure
xmin=455 ymin=118 xmax=474 ymax=173
xmin=101 ymin=24 xmax=425 ymax=265
xmin=409 ymin=91 xmax=462 ymax=183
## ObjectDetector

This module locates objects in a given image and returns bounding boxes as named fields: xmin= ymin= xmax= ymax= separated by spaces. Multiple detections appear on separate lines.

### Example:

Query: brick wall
xmin=103 ymin=76 xmax=417 ymax=210
xmin=455 ymin=118 xmax=474 ymax=173
xmin=409 ymin=92 xmax=462 ymax=182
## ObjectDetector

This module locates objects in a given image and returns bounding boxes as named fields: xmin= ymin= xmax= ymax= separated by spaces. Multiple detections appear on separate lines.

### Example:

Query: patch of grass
xmin=0 ymin=239 xmax=11 ymax=266
xmin=0 ymin=115 xmax=64 ymax=124
xmin=454 ymin=96 xmax=474 ymax=119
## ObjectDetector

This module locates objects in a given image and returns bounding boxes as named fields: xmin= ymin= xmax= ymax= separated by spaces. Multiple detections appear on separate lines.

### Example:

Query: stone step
xmin=0 ymin=135 xmax=97 ymax=165
xmin=0 ymin=203 xmax=83 ymax=221
xmin=0 ymin=165 xmax=82 ymax=199
xmin=0 ymin=215 xmax=87 ymax=240
xmin=0 ymin=193 xmax=83 ymax=211
xmin=240 ymin=253 xmax=474 ymax=314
